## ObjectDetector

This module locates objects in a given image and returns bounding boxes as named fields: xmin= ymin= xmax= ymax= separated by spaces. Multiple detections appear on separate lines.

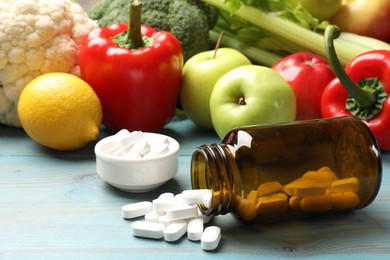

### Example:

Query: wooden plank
xmin=1 ymin=119 xmax=390 ymax=258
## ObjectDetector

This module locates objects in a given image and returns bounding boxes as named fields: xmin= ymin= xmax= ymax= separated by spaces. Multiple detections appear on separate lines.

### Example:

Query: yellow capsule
xmin=289 ymin=196 xmax=303 ymax=211
xmin=317 ymin=166 xmax=338 ymax=178
xmin=257 ymin=181 xmax=282 ymax=197
xmin=300 ymin=194 xmax=333 ymax=212
xmin=282 ymin=177 xmax=305 ymax=195
xmin=283 ymin=178 xmax=326 ymax=197
xmin=236 ymin=198 xmax=258 ymax=221
xmin=329 ymin=192 xmax=360 ymax=209
xmin=256 ymin=193 xmax=288 ymax=216
xmin=303 ymin=167 xmax=338 ymax=187
xmin=246 ymin=190 xmax=259 ymax=203
xmin=330 ymin=177 xmax=360 ymax=193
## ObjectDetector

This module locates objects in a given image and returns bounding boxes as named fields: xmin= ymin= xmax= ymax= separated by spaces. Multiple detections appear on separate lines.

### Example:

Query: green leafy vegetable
xmin=204 ymin=0 xmax=390 ymax=67
xmin=89 ymin=0 xmax=219 ymax=61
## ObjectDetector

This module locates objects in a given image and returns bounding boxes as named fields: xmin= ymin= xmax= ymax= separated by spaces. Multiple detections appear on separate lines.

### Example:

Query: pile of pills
xmin=100 ymin=130 xmax=173 ymax=159
xmin=235 ymin=166 xmax=361 ymax=221
xmin=122 ymin=189 xmax=221 ymax=251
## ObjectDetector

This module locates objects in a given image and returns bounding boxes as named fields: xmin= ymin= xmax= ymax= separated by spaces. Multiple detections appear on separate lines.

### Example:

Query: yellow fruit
xmin=18 ymin=72 xmax=103 ymax=151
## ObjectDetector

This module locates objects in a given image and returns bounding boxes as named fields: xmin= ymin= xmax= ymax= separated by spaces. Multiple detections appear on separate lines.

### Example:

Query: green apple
xmin=210 ymin=65 xmax=296 ymax=139
xmin=179 ymin=48 xmax=251 ymax=129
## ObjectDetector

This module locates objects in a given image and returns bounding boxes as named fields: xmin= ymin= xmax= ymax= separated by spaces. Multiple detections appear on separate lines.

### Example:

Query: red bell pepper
xmin=79 ymin=1 xmax=183 ymax=132
xmin=321 ymin=25 xmax=390 ymax=150
xmin=272 ymin=52 xmax=335 ymax=120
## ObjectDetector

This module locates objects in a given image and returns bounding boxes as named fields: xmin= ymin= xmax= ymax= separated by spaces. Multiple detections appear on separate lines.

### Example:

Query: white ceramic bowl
xmin=94 ymin=132 xmax=180 ymax=193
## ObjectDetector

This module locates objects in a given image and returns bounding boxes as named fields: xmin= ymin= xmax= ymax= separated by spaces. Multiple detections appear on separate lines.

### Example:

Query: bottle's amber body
xmin=191 ymin=117 xmax=382 ymax=223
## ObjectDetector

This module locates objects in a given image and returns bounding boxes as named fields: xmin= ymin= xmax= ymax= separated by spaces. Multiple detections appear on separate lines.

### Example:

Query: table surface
xmin=1 ymin=118 xmax=390 ymax=259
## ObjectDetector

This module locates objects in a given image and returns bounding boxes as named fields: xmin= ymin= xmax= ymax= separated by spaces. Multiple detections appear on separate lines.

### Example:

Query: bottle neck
xmin=191 ymin=143 xmax=237 ymax=216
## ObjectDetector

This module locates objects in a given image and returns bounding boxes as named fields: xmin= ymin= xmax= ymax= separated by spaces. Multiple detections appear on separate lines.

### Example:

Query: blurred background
xmin=78 ymin=0 xmax=98 ymax=11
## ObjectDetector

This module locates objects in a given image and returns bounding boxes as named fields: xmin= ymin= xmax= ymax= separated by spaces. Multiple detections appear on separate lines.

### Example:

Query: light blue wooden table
xmin=0 ymin=118 xmax=390 ymax=259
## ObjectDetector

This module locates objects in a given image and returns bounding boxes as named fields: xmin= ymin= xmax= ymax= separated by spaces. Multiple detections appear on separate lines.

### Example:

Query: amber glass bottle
xmin=191 ymin=117 xmax=382 ymax=223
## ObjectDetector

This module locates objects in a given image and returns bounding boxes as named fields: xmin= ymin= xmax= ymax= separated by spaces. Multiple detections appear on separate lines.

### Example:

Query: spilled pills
xmin=122 ymin=189 xmax=221 ymax=251
xmin=201 ymin=226 xmax=221 ymax=251
xmin=122 ymin=201 xmax=152 ymax=219
xmin=132 ymin=221 xmax=165 ymax=239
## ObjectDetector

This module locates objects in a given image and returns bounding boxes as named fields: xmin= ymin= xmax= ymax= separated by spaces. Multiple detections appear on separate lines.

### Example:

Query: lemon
xmin=18 ymin=72 xmax=103 ymax=151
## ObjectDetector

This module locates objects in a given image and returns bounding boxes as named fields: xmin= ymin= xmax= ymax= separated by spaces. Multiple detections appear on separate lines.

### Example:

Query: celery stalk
xmin=203 ymin=0 xmax=390 ymax=67
xmin=209 ymin=30 xmax=283 ymax=66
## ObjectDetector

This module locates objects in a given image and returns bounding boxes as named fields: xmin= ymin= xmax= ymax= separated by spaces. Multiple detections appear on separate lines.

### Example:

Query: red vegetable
xmin=79 ymin=2 xmax=183 ymax=132
xmin=321 ymin=25 xmax=390 ymax=150
xmin=272 ymin=52 xmax=335 ymax=120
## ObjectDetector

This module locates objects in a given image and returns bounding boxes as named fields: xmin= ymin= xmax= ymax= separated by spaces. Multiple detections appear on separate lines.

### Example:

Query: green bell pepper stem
xmin=324 ymin=25 xmax=377 ymax=109
xmin=127 ymin=0 xmax=143 ymax=49
xmin=112 ymin=0 xmax=147 ymax=49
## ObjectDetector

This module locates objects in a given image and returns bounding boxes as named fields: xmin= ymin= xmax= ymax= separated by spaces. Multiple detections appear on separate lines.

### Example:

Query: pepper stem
xmin=324 ymin=25 xmax=377 ymax=109
xmin=128 ymin=0 xmax=143 ymax=49
xmin=111 ymin=0 xmax=146 ymax=49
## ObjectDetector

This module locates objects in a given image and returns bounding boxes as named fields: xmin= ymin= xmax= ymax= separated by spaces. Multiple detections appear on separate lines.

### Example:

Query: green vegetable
xmin=89 ymin=0 xmax=218 ymax=61
xmin=204 ymin=0 xmax=390 ymax=67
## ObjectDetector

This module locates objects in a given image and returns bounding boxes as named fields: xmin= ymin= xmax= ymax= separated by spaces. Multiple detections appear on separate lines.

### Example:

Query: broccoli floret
xmin=89 ymin=0 xmax=218 ymax=61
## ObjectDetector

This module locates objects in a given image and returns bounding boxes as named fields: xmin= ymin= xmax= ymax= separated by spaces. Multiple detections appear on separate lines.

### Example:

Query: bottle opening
xmin=191 ymin=144 xmax=235 ymax=216
xmin=191 ymin=145 xmax=215 ymax=215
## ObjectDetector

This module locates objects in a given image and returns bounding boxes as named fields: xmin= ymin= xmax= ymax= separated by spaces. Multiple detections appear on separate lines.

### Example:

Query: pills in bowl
xmin=100 ymin=129 xmax=173 ymax=159
xmin=122 ymin=189 xmax=221 ymax=251
xmin=94 ymin=130 xmax=180 ymax=192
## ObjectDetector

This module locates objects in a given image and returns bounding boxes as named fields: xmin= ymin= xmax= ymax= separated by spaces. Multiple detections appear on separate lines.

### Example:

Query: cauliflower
xmin=0 ymin=0 xmax=97 ymax=127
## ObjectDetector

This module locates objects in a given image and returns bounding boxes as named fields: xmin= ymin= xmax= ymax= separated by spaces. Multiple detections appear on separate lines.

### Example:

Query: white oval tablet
xmin=143 ymin=143 xmax=169 ymax=158
xmin=163 ymin=220 xmax=188 ymax=242
xmin=157 ymin=192 xmax=175 ymax=200
xmin=152 ymin=198 xmax=180 ymax=213
xmin=167 ymin=205 xmax=198 ymax=220
xmin=201 ymin=226 xmax=221 ymax=251
xmin=122 ymin=201 xmax=152 ymax=219
xmin=187 ymin=218 xmax=204 ymax=241
xmin=131 ymin=221 xmax=165 ymax=239
xmin=118 ymin=131 xmax=143 ymax=148
xmin=145 ymin=211 xmax=165 ymax=223
xmin=128 ymin=139 xmax=151 ymax=157
xmin=159 ymin=214 xmax=174 ymax=227
xmin=182 ymin=189 xmax=212 ymax=205
xmin=100 ymin=139 xmax=120 ymax=154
